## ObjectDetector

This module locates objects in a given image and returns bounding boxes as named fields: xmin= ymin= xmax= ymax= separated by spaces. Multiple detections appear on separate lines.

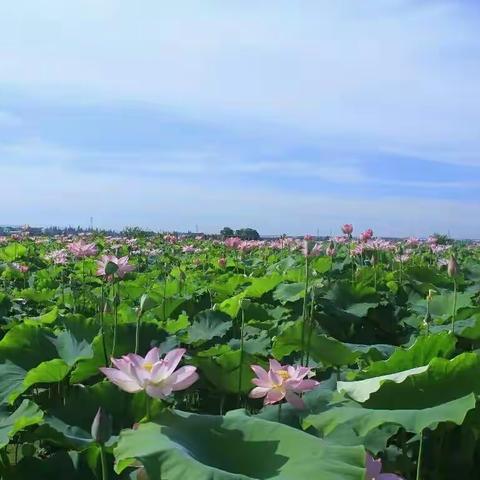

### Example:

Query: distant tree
xmin=122 ymin=226 xmax=155 ymax=238
xmin=235 ymin=228 xmax=260 ymax=240
xmin=220 ymin=227 xmax=235 ymax=238
xmin=432 ymin=233 xmax=453 ymax=245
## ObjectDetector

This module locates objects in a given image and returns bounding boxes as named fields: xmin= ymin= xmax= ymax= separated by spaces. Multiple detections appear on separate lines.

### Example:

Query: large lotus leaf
xmin=40 ymin=416 xmax=93 ymax=449
xmin=49 ymin=330 xmax=94 ymax=366
xmin=243 ymin=274 xmax=283 ymax=298
xmin=311 ymin=256 xmax=333 ymax=274
xmin=37 ymin=382 xmax=147 ymax=453
xmin=187 ymin=310 xmax=233 ymax=344
xmin=163 ymin=312 xmax=190 ymax=334
xmin=352 ymin=332 xmax=456 ymax=380
xmin=6 ymin=359 xmax=72 ymax=402
xmin=0 ymin=400 xmax=44 ymax=448
xmin=147 ymin=297 xmax=186 ymax=322
xmin=0 ymin=243 xmax=27 ymax=261
xmin=0 ymin=358 xmax=69 ymax=405
xmin=364 ymin=353 xmax=480 ymax=409
xmin=267 ymin=256 xmax=298 ymax=275
xmin=430 ymin=313 xmax=480 ymax=340
xmin=0 ymin=324 xmax=57 ymax=370
xmin=194 ymin=350 xmax=266 ymax=394
xmin=406 ymin=266 xmax=452 ymax=289
xmin=304 ymin=393 xmax=476 ymax=439
xmin=273 ymin=282 xmax=305 ymax=304
xmin=272 ymin=321 xmax=389 ymax=367
xmin=217 ymin=293 xmax=245 ymax=318
xmin=16 ymin=288 xmax=56 ymax=304
xmin=0 ymin=361 xmax=27 ymax=405
xmin=338 ymin=366 xmax=429 ymax=403
xmin=24 ymin=306 xmax=59 ymax=325
xmin=325 ymin=282 xmax=379 ymax=308
xmin=10 ymin=449 xmax=97 ymax=480
xmin=210 ymin=275 xmax=250 ymax=298
xmin=114 ymin=410 xmax=366 ymax=480
xmin=411 ymin=292 xmax=473 ymax=319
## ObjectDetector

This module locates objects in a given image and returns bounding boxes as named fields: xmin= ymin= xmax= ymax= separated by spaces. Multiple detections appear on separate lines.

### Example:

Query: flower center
xmin=276 ymin=370 xmax=290 ymax=380
xmin=143 ymin=362 xmax=154 ymax=372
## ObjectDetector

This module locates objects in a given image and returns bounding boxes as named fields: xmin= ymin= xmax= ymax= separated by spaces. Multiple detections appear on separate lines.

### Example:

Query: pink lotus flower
xmin=224 ymin=237 xmax=242 ymax=249
xmin=365 ymin=453 xmax=404 ymax=480
xmin=13 ymin=263 xmax=29 ymax=273
xmin=218 ymin=257 xmax=227 ymax=268
xmin=360 ymin=228 xmax=374 ymax=242
xmin=100 ymin=347 xmax=198 ymax=400
xmin=249 ymin=359 xmax=319 ymax=409
xmin=96 ymin=255 xmax=134 ymax=280
xmin=341 ymin=224 xmax=353 ymax=236
xmin=163 ymin=234 xmax=178 ymax=244
xmin=405 ymin=236 xmax=420 ymax=247
xmin=67 ymin=240 xmax=98 ymax=258
xmin=46 ymin=249 xmax=68 ymax=265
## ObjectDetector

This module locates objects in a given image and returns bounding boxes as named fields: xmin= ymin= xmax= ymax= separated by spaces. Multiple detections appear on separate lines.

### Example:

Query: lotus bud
xmin=240 ymin=298 xmax=251 ymax=310
xmin=326 ymin=241 xmax=336 ymax=257
xmin=140 ymin=293 xmax=156 ymax=314
xmin=447 ymin=256 xmax=459 ymax=277
xmin=91 ymin=407 xmax=112 ymax=444
xmin=427 ymin=289 xmax=436 ymax=301
xmin=303 ymin=239 xmax=314 ymax=257
xmin=422 ymin=312 xmax=432 ymax=330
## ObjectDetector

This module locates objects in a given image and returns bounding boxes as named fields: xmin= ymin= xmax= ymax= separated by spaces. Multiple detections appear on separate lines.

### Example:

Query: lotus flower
xmin=12 ymin=263 xmax=29 ymax=273
xmin=100 ymin=347 xmax=198 ymax=399
xmin=249 ymin=359 xmax=319 ymax=409
xmin=365 ymin=453 xmax=405 ymax=480
xmin=46 ymin=249 xmax=68 ymax=265
xmin=360 ymin=229 xmax=374 ymax=242
xmin=225 ymin=237 xmax=242 ymax=249
xmin=67 ymin=240 xmax=97 ymax=258
xmin=341 ymin=224 xmax=353 ymax=235
xmin=96 ymin=255 xmax=134 ymax=280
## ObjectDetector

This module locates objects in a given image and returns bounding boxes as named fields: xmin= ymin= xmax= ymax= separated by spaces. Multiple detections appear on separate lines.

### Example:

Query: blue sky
xmin=0 ymin=1 xmax=479 ymax=237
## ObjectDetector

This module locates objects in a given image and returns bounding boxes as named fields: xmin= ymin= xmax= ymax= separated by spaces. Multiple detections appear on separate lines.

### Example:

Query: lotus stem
xmin=111 ymin=279 xmax=119 ymax=359
xmin=300 ymin=255 xmax=310 ymax=366
xmin=451 ymin=278 xmax=457 ymax=334
xmin=145 ymin=395 xmax=151 ymax=422
xmin=135 ymin=308 xmax=142 ymax=354
xmin=100 ymin=284 xmax=108 ymax=366
xmin=238 ymin=303 xmax=246 ymax=404
xmin=100 ymin=444 xmax=109 ymax=480
xmin=416 ymin=431 xmax=423 ymax=480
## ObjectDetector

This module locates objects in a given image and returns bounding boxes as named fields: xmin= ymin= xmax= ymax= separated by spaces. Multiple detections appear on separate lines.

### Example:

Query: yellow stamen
xmin=143 ymin=362 xmax=154 ymax=372
xmin=276 ymin=370 xmax=290 ymax=380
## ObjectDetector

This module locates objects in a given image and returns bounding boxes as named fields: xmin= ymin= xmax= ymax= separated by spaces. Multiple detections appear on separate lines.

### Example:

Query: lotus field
xmin=1 ymin=228 xmax=480 ymax=480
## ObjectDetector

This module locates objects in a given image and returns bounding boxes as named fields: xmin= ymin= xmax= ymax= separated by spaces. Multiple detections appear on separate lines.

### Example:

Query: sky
xmin=0 ymin=0 xmax=479 ymax=238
